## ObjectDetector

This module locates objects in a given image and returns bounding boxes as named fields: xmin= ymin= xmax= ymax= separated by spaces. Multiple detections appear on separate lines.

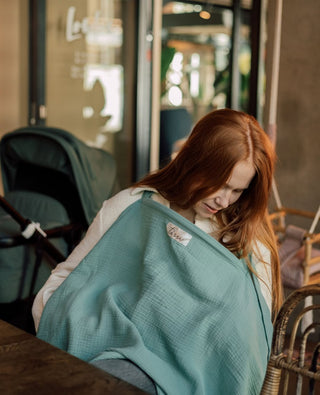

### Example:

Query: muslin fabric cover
xmin=37 ymin=192 xmax=272 ymax=395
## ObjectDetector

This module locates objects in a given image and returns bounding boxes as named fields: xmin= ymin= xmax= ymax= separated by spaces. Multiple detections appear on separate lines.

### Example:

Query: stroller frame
xmin=0 ymin=125 xmax=117 ymax=332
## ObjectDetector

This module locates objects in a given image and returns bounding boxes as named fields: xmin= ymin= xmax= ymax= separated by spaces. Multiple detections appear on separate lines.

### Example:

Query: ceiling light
xmin=199 ymin=10 xmax=211 ymax=20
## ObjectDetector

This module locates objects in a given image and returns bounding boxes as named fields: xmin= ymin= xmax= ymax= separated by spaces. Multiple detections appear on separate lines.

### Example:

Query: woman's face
xmin=192 ymin=160 xmax=256 ymax=219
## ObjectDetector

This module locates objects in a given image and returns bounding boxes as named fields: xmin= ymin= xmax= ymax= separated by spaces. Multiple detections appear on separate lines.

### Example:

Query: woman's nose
xmin=215 ymin=191 xmax=231 ymax=209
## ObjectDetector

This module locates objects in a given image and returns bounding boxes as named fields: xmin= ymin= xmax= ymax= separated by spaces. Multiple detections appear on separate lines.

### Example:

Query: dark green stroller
xmin=0 ymin=126 xmax=117 ymax=332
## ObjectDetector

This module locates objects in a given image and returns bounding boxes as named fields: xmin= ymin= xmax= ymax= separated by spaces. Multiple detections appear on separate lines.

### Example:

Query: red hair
xmin=135 ymin=108 xmax=282 ymax=316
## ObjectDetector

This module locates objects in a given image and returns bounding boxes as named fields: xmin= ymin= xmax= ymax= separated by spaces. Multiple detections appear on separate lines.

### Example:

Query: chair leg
xmin=261 ymin=360 xmax=282 ymax=394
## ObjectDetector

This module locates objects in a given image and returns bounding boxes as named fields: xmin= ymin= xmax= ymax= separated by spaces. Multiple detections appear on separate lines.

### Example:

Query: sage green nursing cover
xmin=37 ymin=192 xmax=272 ymax=395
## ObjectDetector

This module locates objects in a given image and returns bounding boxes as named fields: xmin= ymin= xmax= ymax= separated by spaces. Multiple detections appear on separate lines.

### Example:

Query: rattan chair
xmin=270 ymin=206 xmax=320 ymax=287
xmin=261 ymin=284 xmax=320 ymax=394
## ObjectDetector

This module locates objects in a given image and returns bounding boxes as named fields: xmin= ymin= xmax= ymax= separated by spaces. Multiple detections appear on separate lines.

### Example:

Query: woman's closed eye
xmin=233 ymin=188 xmax=245 ymax=194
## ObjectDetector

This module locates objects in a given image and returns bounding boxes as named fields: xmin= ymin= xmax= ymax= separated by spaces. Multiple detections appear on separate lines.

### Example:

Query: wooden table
xmin=0 ymin=319 xmax=147 ymax=394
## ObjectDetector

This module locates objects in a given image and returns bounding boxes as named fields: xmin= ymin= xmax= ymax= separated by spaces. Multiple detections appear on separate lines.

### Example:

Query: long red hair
xmin=135 ymin=108 xmax=282 ymax=317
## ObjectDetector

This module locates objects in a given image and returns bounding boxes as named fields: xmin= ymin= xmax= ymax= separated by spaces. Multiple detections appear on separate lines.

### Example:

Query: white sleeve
xmin=32 ymin=188 xmax=141 ymax=331
xmin=252 ymin=241 xmax=272 ymax=314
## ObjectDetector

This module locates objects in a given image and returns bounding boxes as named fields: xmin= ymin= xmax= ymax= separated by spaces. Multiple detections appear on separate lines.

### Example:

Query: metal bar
xmin=248 ymin=0 xmax=262 ymax=117
xmin=149 ymin=0 xmax=163 ymax=172
xmin=135 ymin=0 xmax=153 ymax=180
xmin=28 ymin=0 xmax=46 ymax=126
xmin=230 ymin=0 xmax=241 ymax=110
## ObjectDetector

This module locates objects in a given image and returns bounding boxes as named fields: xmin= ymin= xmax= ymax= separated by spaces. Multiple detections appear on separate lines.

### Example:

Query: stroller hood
xmin=0 ymin=126 xmax=117 ymax=226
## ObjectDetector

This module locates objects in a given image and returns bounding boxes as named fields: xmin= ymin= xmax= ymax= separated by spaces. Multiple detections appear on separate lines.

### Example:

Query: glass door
xmin=161 ymin=0 xmax=256 ymax=123
xmin=32 ymin=0 xmax=138 ymax=189
xmin=157 ymin=0 xmax=264 ymax=165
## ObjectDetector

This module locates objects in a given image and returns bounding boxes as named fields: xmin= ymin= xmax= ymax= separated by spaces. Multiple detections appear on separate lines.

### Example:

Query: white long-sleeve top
xmin=32 ymin=187 xmax=272 ymax=331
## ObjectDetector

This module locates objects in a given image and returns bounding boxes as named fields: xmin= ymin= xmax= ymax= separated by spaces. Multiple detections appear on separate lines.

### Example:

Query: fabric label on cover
xmin=166 ymin=222 xmax=192 ymax=246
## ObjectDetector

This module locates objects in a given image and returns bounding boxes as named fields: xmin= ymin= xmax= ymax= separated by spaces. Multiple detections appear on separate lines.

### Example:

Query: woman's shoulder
xmin=99 ymin=186 xmax=168 ymax=220
xmin=102 ymin=186 xmax=158 ymax=209
xmin=98 ymin=188 xmax=141 ymax=221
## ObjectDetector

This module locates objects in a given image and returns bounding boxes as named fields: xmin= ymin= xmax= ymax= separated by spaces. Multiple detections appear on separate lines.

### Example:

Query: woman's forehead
xmin=226 ymin=161 xmax=256 ymax=189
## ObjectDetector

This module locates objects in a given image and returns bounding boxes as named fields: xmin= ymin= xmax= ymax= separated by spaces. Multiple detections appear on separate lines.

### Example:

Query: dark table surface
xmin=0 ymin=319 xmax=148 ymax=394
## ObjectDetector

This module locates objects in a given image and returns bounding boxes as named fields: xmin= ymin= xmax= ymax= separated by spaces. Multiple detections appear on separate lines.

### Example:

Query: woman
xmin=33 ymin=109 xmax=282 ymax=395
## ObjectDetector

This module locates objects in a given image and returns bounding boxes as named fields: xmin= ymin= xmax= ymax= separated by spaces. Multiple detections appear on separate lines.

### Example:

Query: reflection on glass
xmin=47 ymin=1 xmax=124 ymax=144
xmin=46 ymin=0 xmax=136 ymax=188
xmin=190 ymin=53 xmax=200 ymax=98
xmin=161 ymin=1 xmax=252 ymax=122
xmin=83 ymin=64 xmax=123 ymax=135
xmin=168 ymin=86 xmax=183 ymax=106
